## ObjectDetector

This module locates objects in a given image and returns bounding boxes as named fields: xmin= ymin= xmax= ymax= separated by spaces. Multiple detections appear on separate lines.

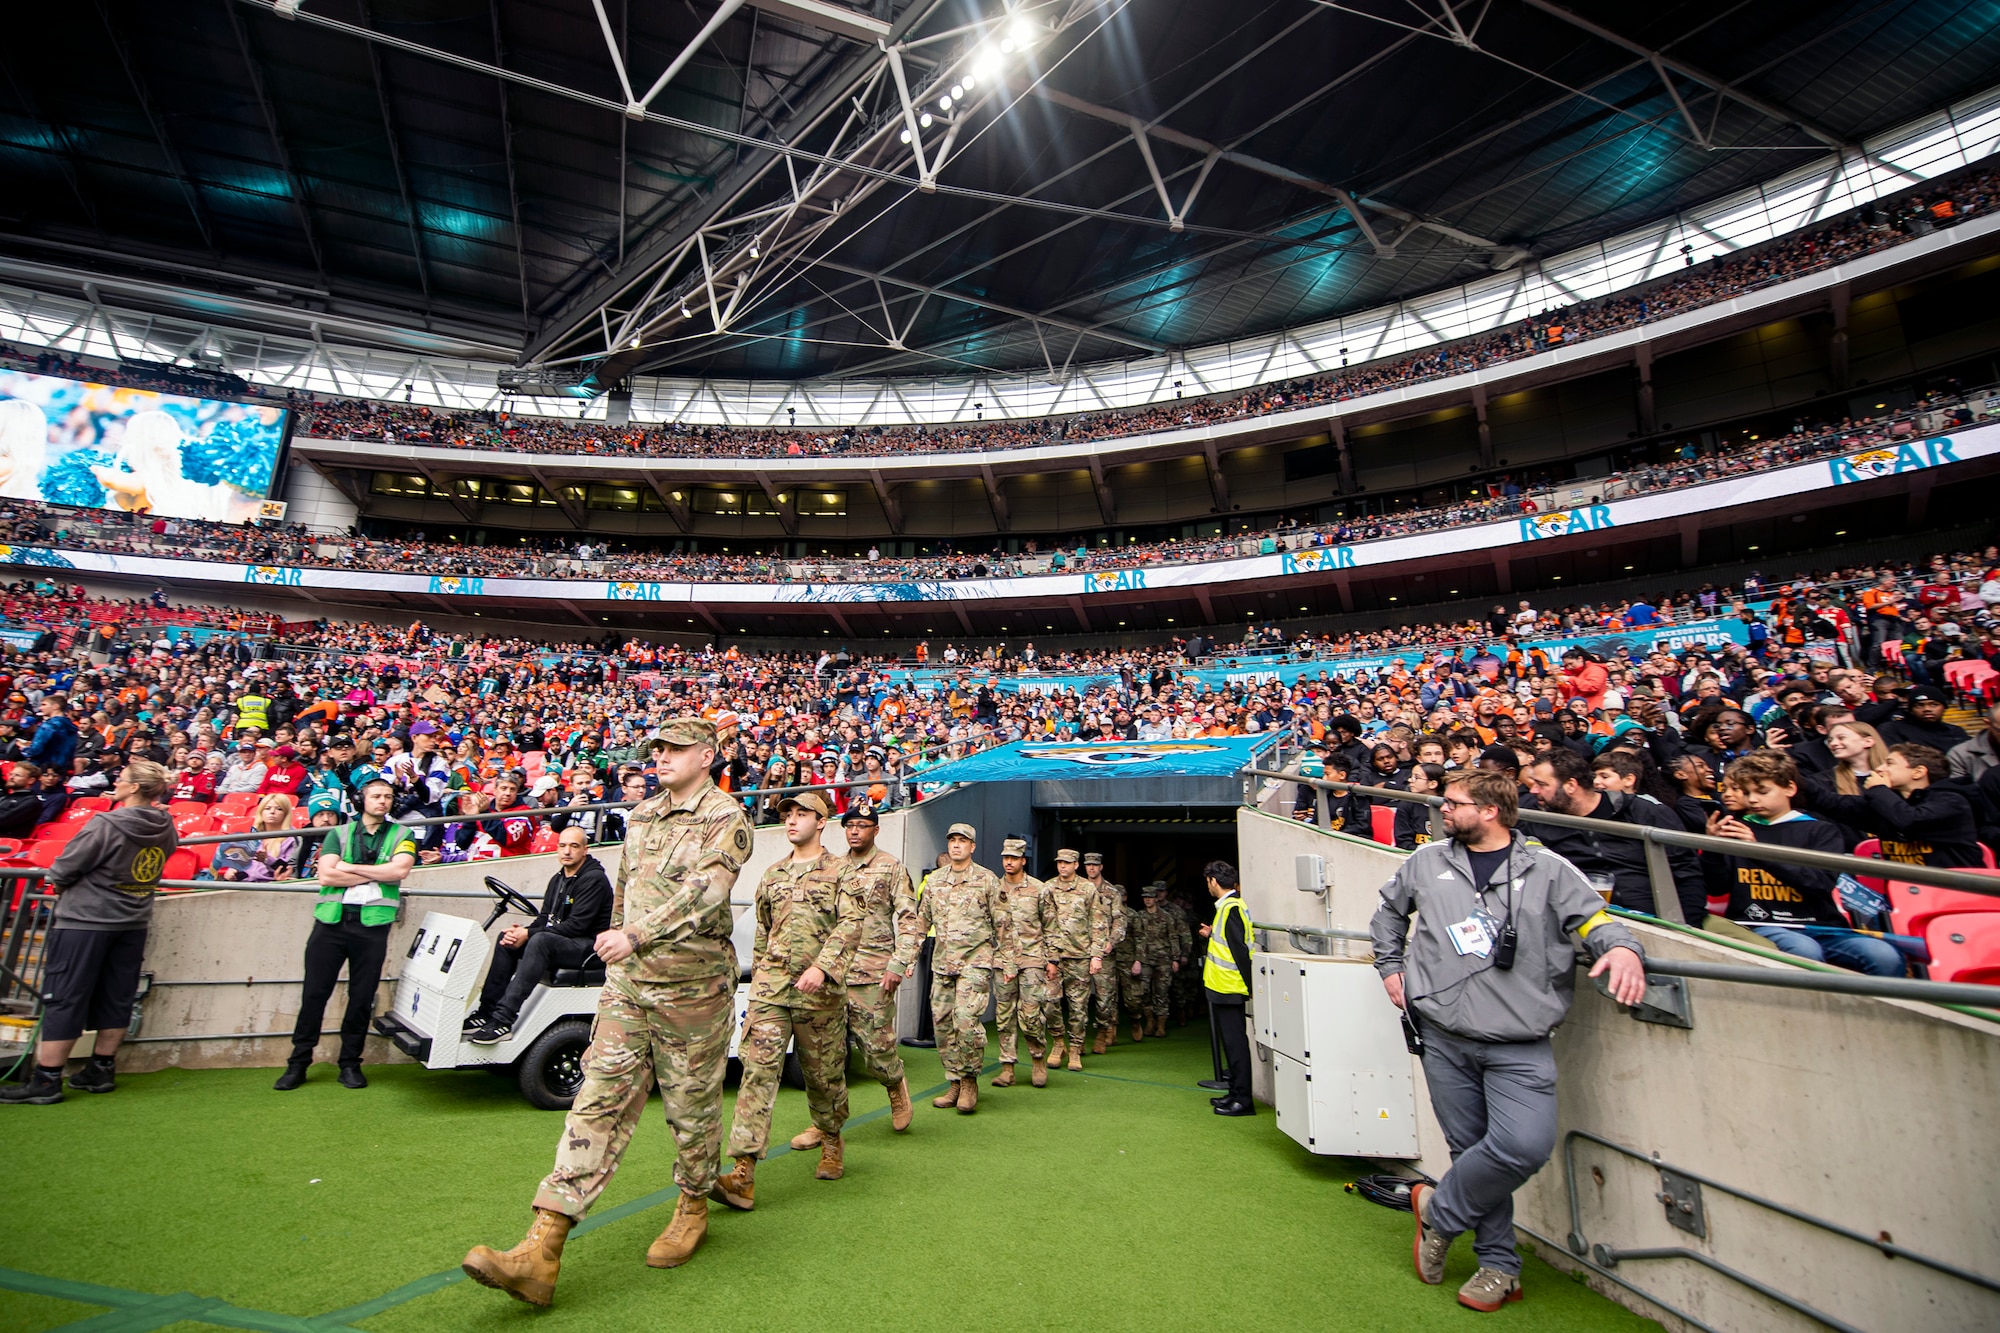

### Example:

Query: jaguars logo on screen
xmin=1281 ymin=546 xmax=1356 ymax=574
xmin=428 ymin=575 xmax=485 ymax=596
xmin=243 ymin=565 xmax=303 ymax=586
xmin=1518 ymin=505 xmax=1613 ymax=541
xmin=607 ymin=580 xmax=666 ymax=601
xmin=1017 ymin=742 xmax=1225 ymax=768
xmin=1827 ymin=437 xmax=1959 ymax=484
xmin=1085 ymin=570 xmax=1148 ymax=593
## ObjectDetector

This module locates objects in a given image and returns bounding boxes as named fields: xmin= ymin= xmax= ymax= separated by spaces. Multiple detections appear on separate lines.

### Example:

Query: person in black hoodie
xmin=1880 ymin=686 xmax=1971 ymax=752
xmin=1524 ymin=749 xmax=1706 ymax=922
xmin=1706 ymin=751 xmax=1904 ymax=976
xmin=1 ymin=760 xmax=177 ymax=1104
xmin=465 ymin=825 xmax=613 ymax=1044
xmin=0 ymin=761 xmax=46 ymax=839
xmin=1394 ymin=764 xmax=1447 ymax=850
xmin=1795 ymin=743 xmax=1983 ymax=867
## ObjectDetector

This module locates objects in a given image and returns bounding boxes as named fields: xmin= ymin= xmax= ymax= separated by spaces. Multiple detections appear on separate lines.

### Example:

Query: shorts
xmin=40 ymin=927 xmax=148 ymax=1043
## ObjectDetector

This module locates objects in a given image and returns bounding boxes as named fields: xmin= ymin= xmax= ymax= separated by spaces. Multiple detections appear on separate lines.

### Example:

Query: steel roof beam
xmin=96 ymin=1 xmax=215 ymax=253
xmin=224 ymin=0 xmax=326 ymax=285
xmin=1518 ymin=0 xmax=1849 ymax=150
xmin=357 ymin=0 xmax=430 ymax=301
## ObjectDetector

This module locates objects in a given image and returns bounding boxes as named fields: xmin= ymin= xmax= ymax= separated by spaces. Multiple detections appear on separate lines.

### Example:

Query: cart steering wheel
xmin=482 ymin=875 xmax=541 ymax=930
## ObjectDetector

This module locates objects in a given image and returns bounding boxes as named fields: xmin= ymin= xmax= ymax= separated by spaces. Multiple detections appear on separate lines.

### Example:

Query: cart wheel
xmin=518 ymin=1018 xmax=594 ymax=1110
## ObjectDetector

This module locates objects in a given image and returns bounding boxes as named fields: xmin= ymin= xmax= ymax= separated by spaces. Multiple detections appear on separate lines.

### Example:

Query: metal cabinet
xmin=1255 ymin=952 xmax=1419 ymax=1159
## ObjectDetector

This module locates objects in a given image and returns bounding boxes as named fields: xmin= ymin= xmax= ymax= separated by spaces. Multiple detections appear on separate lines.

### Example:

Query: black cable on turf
xmin=1345 ymin=1172 xmax=1436 ymax=1211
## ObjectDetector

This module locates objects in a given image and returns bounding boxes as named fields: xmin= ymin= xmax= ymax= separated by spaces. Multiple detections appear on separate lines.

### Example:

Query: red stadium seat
xmin=60 ymin=804 xmax=97 ymax=823
xmin=31 ymin=822 xmax=81 ymax=845
xmin=1850 ymin=838 xmax=1888 ymax=898
xmin=1887 ymin=871 xmax=2000 ymax=939
xmin=291 ymin=807 xmax=310 ymax=828
xmin=70 ymin=795 xmax=112 ymax=814
xmin=218 ymin=792 xmax=262 ymax=815
xmin=0 ymin=838 xmax=21 ymax=859
xmin=23 ymin=841 xmax=64 ymax=868
xmin=158 ymin=848 xmax=200 ymax=887
xmin=170 ymin=799 xmax=211 ymax=819
xmin=528 ymin=829 xmax=558 ymax=855
xmin=213 ymin=814 xmax=255 ymax=835
xmin=1923 ymin=913 xmax=2000 ymax=986
xmin=1369 ymin=804 xmax=1395 ymax=845
xmin=173 ymin=812 xmax=211 ymax=836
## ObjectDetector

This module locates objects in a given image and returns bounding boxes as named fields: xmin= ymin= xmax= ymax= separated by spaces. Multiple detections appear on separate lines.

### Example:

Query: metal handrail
xmin=1244 ymin=766 xmax=2000 ymax=899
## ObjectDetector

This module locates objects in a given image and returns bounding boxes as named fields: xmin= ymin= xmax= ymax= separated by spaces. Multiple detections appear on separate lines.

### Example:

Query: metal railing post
xmin=1641 ymin=833 xmax=1686 ymax=923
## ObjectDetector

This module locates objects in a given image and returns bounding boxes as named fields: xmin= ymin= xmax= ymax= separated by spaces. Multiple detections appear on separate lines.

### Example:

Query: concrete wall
xmin=1233 ymin=808 xmax=2000 ymax=1333
xmin=122 ymin=809 xmax=893 ymax=1070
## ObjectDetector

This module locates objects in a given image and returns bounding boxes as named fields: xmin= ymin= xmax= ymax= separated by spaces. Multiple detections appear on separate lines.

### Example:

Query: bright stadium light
xmin=919 ymin=112 xmax=933 ymax=128
xmin=900 ymin=128 xmax=912 ymax=143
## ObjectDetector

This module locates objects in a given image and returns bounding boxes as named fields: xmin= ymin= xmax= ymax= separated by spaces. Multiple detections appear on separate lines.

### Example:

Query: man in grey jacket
xmin=1371 ymin=769 xmax=1646 ymax=1313
xmin=2 ymin=760 xmax=178 ymax=1105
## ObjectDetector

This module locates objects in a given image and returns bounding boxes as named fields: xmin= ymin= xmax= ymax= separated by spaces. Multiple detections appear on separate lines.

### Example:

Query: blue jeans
xmin=1750 ymin=925 xmax=1905 ymax=977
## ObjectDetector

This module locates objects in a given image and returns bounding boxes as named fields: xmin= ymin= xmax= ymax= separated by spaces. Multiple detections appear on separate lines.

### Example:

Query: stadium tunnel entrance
xmin=1034 ymin=805 xmax=1239 ymax=909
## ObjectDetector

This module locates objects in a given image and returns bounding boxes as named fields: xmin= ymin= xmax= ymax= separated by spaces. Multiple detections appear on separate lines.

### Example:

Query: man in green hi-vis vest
xmin=274 ymin=776 xmax=417 ymax=1092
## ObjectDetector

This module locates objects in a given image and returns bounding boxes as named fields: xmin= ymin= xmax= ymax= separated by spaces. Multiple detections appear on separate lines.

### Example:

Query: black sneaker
xmin=461 ymin=1011 xmax=488 ymax=1033
xmin=1 ymin=1067 xmax=65 ymax=1105
xmin=465 ymin=1021 xmax=512 ymax=1045
xmin=337 ymin=1065 xmax=368 ymax=1089
xmin=68 ymin=1058 xmax=116 ymax=1094
xmin=272 ymin=1062 xmax=309 ymax=1091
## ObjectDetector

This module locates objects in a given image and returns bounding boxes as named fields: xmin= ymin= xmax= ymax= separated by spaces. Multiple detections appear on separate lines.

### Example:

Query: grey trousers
xmin=1419 ymin=1026 xmax=1559 ymax=1275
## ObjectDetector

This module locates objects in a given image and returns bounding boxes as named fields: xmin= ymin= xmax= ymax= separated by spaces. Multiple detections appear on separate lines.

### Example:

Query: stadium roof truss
xmin=2 ymin=1 xmax=1998 ymax=418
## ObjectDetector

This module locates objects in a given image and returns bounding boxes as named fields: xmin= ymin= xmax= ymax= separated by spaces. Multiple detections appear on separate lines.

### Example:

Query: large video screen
xmin=0 ymin=369 xmax=288 ymax=524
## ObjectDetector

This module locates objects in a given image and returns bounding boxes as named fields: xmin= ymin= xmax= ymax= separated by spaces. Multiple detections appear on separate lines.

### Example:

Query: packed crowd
xmin=286 ymin=167 xmax=1995 ymax=460
xmin=0 ymin=547 xmax=1991 ymax=944
xmin=0 ymin=388 xmax=1976 ymax=590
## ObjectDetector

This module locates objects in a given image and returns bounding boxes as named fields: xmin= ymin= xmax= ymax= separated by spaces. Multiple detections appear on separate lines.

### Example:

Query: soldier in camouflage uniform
xmin=713 ymin=790 xmax=864 ymax=1209
xmin=1041 ymin=848 xmax=1108 ymax=1072
xmin=917 ymin=822 xmax=1013 ymax=1114
xmin=463 ymin=717 xmax=752 ymax=1306
xmin=1123 ymin=883 xmax=1179 ymax=1040
xmin=1163 ymin=892 xmax=1199 ymax=1027
xmin=990 ymin=836 xmax=1051 ymax=1088
xmin=789 ymin=802 xmax=918 ymax=1152
xmin=1084 ymin=853 xmax=1127 ymax=1051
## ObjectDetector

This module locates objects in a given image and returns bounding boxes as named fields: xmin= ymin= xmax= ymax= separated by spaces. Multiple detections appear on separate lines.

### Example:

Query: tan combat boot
xmin=788 ymin=1125 xmax=824 ymax=1151
xmin=956 ymin=1076 xmax=978 ymax=1114
xmin=887 ymin=1077 xmax=913 ymax=1131
xmin=1131 ymin=1019 xmax=1145 ymax=1043
xmin=991 ymin=1062 xmax=1015 ymax=1088
xmin=710 ymin=1155 xmax=755 ymax=1211
xmin=1030 ymin=1054 xmax=1048 ymax=1088
xmin=1091 ymin=1028 xmax=1108 ymax=1055
xmin=815 ymin=1134 xmax=844 ymax=1180
xmin=1104 ymin=1021 xmax=1119 ymax=1048
xmin=1066 ymin=1047 xmax=1083 ymax=1072
xmin=1046 ymin=1037 xmax=1066 ymax=1066
xmin=462 ymin=1207 xmax=573 ymax=1307
xmin=645 ymin=1193 xmax=708 ymax=1268
xmin=933 ymin=1077 xmax=962 ymax=1108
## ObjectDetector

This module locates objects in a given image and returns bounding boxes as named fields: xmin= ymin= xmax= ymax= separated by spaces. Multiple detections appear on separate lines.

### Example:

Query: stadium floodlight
xmin=919 ymin=112 xmax=933 ymax=128
xmin=749 ymin=242 xmax=760 ymax=258
xmin=681 ymin=302 xmax=693 ymax=318
xmin=900 ymin=129 xmax=912 ymax=143
xmin=950 ymin=84 xmax=963 ymax=99
xmin=939 ymin=94 xmax=952 ymax=110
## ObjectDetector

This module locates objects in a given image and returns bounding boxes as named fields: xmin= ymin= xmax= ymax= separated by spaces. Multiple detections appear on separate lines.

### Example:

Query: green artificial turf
xmin=0 ymin=1027 xmax=1658 ymax=1332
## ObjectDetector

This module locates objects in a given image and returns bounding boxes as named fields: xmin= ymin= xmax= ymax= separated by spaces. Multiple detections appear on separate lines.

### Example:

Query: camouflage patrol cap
xmin=946 ymin=822 xmax=976 ymax=841
xmin=778 ymin=790 xmax=831 ymax=819
xmin=1001 ymin=837 xmax=1028 ymax=858
xmin=658 ymin=716 xmax=717 ymax=747
xmin=1055 ymin=847 xmax=1079 ymax=863
xmin=1082 ymin=852 xmax=1104 ymax=867
xmin=1143 ymin=882 xmax=1167 ymax=897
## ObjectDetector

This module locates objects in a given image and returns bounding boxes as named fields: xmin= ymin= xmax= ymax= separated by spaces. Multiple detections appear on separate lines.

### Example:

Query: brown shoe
xmin=644 ymin=1194 xmax=708 ymax=1269
xmin=710 ymin=1155 xmax=755 ymax=1211
xmin=1103 ymin=1023 xmax=1118 ymax=1048
xmin=1131 ymin=1020 xmax=1145 ymax=1043
xmin=1091 ymin=1029 xmax=1108 ymax=1055
xmin=1029 ymin=1055 xmax=1048 ymax=1087
xmin=956 ymin=1076 xmax=978 ymax=1114
xmin=1046 ymin=1038 xmax=1065 ymax=1066
xmin=887 ymin=1077 xmax=913 ymax=1132
xmin=991 ymin=1062 xmax=1015 ymax=1088
xmin=815 ymin=1134 xmax=844 ymax=1180
xmin=1066 ymin=1048 xmax=1083 ymax=1072
xmin=933 ymin=1078 xmax=962 ymax=1108
xmin=463 ymin=1208 xmax=572 ymax=1307
xmin=788 ymin=1125 xmax=823 ymax=1151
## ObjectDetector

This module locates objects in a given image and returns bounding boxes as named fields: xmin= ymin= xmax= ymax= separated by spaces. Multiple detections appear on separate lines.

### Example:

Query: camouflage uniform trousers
xmin=1152 ymin=963 xmax=1178 ymax=1018
xmin=1119 ymin=964 xmax=1154 ymax=1019
xmin=727 ymin=998 xmax=849 ymax=1159
xmin=1173 ymin=953 xmax=1202 ymax=1015
xmin=1089 ymin=968 xmax=1120 ymax=1033
xmin=533 ymin=971 xmax=732 ymax=1217
xmin=1050 ymin=957 xmax=1093 ymax=1053
xmin=993 ymin=965 xmax=1051 ymax=1064
xmin=930 ymin=966 xmax=992 ymax=1078
xmin=844 ymin=980 xmax=905 ymax=1088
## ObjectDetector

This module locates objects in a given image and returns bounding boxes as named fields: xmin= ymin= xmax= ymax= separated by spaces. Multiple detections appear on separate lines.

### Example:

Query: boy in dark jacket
xmin=1796 ymin=743 xmax=1982 ymax=868
xmin=1707 ymin=752 xmax=1902 ymax=976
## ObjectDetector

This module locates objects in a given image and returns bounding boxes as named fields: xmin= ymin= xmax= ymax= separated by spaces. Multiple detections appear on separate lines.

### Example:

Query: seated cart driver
xmin=465 ymin=827 xmax=614 ymax=1044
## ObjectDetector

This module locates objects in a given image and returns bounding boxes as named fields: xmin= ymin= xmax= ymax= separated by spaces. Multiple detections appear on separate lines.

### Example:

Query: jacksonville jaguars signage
xmin=11 ymin=421 xmax=1997 ymax=606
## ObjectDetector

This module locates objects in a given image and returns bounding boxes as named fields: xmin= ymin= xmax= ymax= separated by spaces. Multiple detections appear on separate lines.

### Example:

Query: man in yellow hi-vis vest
xmin=1199 ymin=860 xmax=1255 ymax=1116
